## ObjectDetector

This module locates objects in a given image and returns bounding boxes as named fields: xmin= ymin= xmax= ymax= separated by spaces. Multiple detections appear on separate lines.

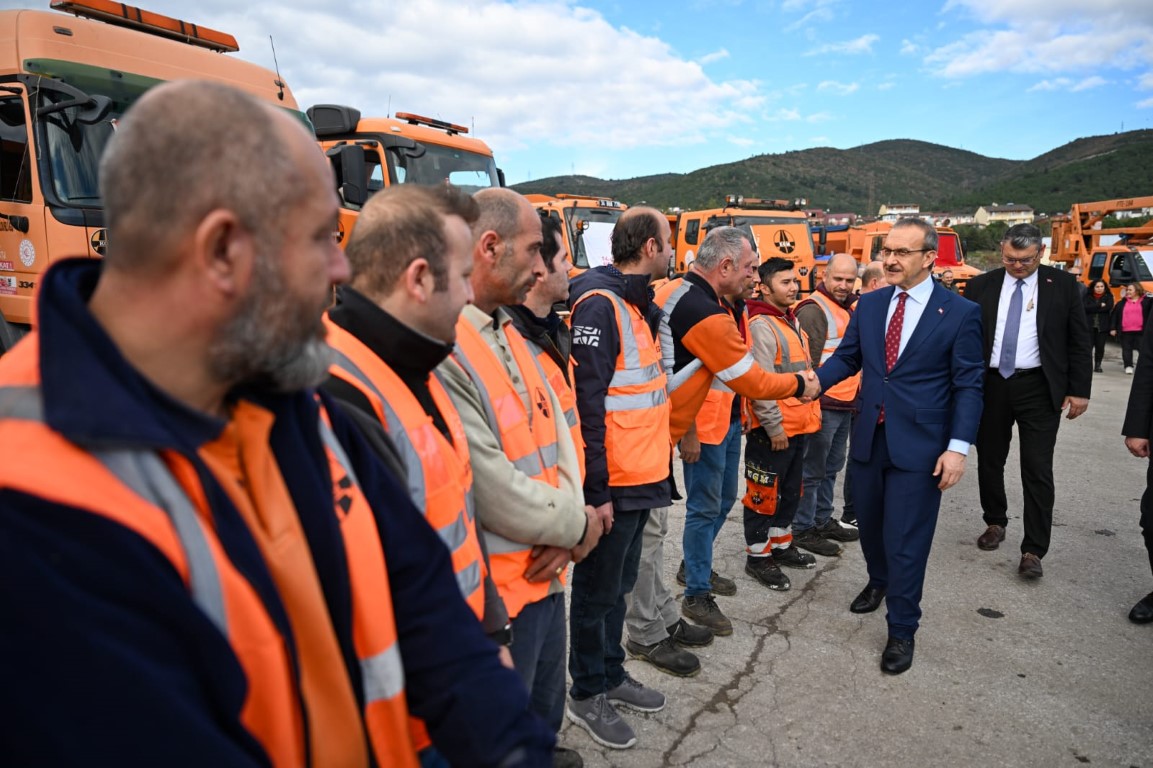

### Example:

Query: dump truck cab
xmin=527 ymin=193 xmax=627 ymax=271
xmin=672 ymin=195 xmax=819 ymax=293
xmin=310 ymin=105 xmax=501 ymax=246
xmin=0 ymin=0 xmax=300 ymax=350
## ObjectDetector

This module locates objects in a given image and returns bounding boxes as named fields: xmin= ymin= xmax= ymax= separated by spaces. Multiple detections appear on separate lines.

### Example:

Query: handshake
xmin=800 ymin=370 xmax=821 ymax=402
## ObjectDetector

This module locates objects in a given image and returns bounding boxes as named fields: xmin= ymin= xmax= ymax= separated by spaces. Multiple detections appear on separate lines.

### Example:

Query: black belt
xmin=989 ymin=367 xmax=1042 ymax=379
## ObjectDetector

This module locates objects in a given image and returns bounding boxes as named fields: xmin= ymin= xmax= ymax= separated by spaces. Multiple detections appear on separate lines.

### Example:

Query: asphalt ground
xmin=558 ymin=346 xmax=1153 ymax=767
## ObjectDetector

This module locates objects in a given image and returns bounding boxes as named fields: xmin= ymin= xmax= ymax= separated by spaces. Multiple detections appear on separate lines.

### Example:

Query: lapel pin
xmin=938 ymin=308 xmax=944 ymax=314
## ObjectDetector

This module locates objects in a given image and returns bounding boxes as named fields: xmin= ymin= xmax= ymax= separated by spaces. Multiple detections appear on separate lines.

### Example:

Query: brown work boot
xmin=1018 ymin=552 xmax=1043 ymax=579
xmin=977 ymin=524 xmax=1006 ymax=551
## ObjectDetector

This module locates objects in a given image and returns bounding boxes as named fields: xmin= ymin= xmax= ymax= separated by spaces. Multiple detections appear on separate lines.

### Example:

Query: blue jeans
xmin=796 ymin=409 xmax=853 ymax=532
xmin=510 ymin=592 xmax=567 ymax=732
xmin=568 ymin=508 xmax=649 ymax=700
xmin=682 ymin=420 xmax=742 ymax=597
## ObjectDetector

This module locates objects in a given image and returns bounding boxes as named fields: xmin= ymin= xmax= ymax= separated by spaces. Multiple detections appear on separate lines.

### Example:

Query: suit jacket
xmin=964 ymin=265 xmax=1092 ymax=411
xmin=1123 ymin=318 xmax=1153 ymax=438
xmin=817 ymin=282 xmax=985 ymax=473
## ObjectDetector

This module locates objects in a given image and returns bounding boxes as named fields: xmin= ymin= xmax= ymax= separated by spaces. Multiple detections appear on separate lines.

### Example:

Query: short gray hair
xmin=892 ymin=218 xmax=938 ymax=252
xmin=694 ymin=226 xmax=752 ymax=271
xmin=1001 ymin=223 xmax=1043 ymax=254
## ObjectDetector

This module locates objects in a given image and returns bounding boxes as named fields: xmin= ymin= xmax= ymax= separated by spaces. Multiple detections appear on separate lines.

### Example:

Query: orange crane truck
xmin=1048 ymin=196 xmax=1153 ymax=300
xmin=526 ymin=193 xmax=627 ymax=271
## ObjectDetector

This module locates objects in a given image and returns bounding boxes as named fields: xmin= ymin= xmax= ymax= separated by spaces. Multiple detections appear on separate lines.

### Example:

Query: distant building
xmin=921 ymin=212 xmax=975 ymax=226
xmin=879 ymin=203 xmax=920 ymax=222
xmin=974 ymin=203 xmax=1034 ymax=227
xmin=805 ymin=209 xmax=857 ymax=226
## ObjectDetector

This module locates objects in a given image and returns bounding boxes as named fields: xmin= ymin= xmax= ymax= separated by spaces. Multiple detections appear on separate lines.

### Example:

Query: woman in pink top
xmin=1111 ymin=283 xmax=1153 ymax=373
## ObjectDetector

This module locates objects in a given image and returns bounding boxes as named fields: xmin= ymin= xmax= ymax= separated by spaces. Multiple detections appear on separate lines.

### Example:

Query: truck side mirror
xmin=325 ymin=144 xmax=368 ymax=208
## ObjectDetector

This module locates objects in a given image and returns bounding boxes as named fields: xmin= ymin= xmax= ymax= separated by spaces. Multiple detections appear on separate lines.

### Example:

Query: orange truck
xmin=0 ymin=0 xmax=299 ymax=351
xmin=1048 ymin=196 xmax=1153 ymax=299
xmin=308 ymin=105 xmax=502 ymax=247
xmin=526 ymin=193 xmax=627 ymax=270
xmin=670 ymin=195 xmax=823 ymax=294
xmin=818 ymin=220 xmax=981 ymax=293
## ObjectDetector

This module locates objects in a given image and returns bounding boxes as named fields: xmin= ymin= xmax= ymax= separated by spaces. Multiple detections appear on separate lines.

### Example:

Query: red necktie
xmin=886 ymin=292 xmax=908 ymax=372
xmin=879 ymin=292 xmax=908 ymax=424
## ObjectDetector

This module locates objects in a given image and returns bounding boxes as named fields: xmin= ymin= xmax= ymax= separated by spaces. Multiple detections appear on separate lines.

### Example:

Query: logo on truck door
xmin=91 ymin=229 xmax=108 ymax=256
xmin=774 ymin=230 xmax=795 ymax=254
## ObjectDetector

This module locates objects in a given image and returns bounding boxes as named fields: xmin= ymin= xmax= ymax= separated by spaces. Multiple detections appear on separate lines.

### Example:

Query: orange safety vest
xmin=0 ymin=340 xmax=417 ymax=768
xmin=571 ymin=288 xmax=670 ymax=486
xmin=693 ymin=302 xmax=750 ymax=445
xmin=524 ymin=337 xmax=585 ymax=483
xmin=744 ymin=314 xmax=822 ymax=438
xmin=451 ymin=316 xmax=561 ymax=619
xmin=805 ymin=292 xmax=861 ymax=403
xmin=324 ymin=316 xmax=484 ymax=618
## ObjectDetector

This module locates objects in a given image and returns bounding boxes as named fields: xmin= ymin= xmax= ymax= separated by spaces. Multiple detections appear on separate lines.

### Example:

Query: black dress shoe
xmin=849 ymin=585 xmax=886 ymax=614
xmin=1129 ymin=592 xmax=1153 ymax=624
xmin=881 ymin=636 xmax=915 ymax=674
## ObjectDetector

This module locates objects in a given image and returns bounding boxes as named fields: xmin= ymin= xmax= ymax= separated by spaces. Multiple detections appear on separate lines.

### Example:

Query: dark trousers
xmin=509 ymin=592 xmax=567 ymax=732
xmin=849 ymin=424 xmax=942 ymax=640
xmin=1121 ymin=331 xmax=1143 ymax=368
xmin=1142 ymin=460 xmax=1153 ymax=578
xmin=976 ymin=369 xmax=1062 ymax=558
xmin=568 ymin=508 xmax=649 ymax=700
xmin=743 ymin=429 xmax=806 ymax=551
xmin=1091 ymin=329 xmax=1109 ymax=368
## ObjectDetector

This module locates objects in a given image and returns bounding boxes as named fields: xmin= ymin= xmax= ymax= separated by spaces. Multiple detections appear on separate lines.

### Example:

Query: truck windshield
xmin=392 ymin=143 xmax=498 ymax=192
xmin=935 ymin=233 xmax=965 ymax=267
xmin=565 ymin=206 xmax=624 ymax=269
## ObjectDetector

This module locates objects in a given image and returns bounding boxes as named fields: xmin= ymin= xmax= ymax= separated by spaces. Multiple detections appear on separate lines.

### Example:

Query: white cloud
xmin=1027 ymin=78 xmax=1070 ymax=92
xmin=804 ymin=34 xmax=879 ymax=56
xmin=876 ymin=81 xmax=896 ymax=91
xmin=817 ymin=80 xmax=859 ymax=95
xmin=1028 ymin=75 xmax=1107 ymax=93
xmin=699 ymin=48 xmax=731 ymax=64
xmin=1071 ymin=76 xmax=1107 ymax=91
xmin=808 ymin=136 xmax=830 ymax=144
xmin=109 ymin=0 xmax=763 ymax=156
xmin=1139 ymin=97 xmax=1153 ymax=108
xmin=899 ymin=39 xmax=919 ymax=56
xmin=728 ymin=136 xmax=757 ymax=147
xmin=806 ymin=112 xmax=833 ymax=123
xmin=768 ymin=107 xmax=802 ymax=122
xmin=785 ymin=8 xmax=836 ymax=33
xmin=930 ymin=1 xmax=1153 ymax=85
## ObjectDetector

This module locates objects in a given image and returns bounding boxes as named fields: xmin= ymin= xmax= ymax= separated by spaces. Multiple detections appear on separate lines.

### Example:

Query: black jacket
xmin=505 ymin=304 xmax=573 ymax=385
xmin=1083 ymin=288 xmax=1114 ymax=331
xmin=1109 ymin=295 xmax=1153 ymax=333
xmin=965 ymin=265 xmax=1092 ymax=411
xmin=1124 ymin=318 xmax=1153 ymax=438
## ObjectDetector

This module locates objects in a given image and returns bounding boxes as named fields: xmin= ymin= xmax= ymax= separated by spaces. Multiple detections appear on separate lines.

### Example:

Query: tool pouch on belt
xmin=743 ymin=459 xmax=778 ymax=516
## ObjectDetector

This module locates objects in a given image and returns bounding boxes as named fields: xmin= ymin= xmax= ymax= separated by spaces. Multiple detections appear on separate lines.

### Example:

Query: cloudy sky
xmin=19 ymin=0 xmax=1153 ymax=184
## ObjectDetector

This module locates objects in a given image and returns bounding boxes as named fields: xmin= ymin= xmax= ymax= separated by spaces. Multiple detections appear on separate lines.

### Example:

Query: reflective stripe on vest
xmin=694 ymin=301 xmax=749 ymax=445
xmin=324 ymin=319 xmax=484 ymax=617
xmin=451 ymin=315 xmax=562 ymax=618
xmin=571 ymin=288 xmax=671 ymax=487
xmin=807 ymin=293 xmax=862 ymax=402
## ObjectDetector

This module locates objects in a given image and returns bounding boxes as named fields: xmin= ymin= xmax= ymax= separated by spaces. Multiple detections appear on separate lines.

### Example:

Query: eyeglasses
xmin=879 ymin=247 xmax=930 ymax=258
xmin=1001 ymin=254 xmax=1039 ymax=266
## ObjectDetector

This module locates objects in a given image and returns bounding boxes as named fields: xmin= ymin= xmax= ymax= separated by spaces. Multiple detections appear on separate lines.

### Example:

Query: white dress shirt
xmin=885 ymin=276 xmax=970 ymax=456
xmin=990 ymin=270 xmax=1041 ymax=370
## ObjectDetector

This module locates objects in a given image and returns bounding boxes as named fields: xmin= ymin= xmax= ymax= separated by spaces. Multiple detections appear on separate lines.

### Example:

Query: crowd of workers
xmin=2 ymin=82 xmax=1152 ymax=767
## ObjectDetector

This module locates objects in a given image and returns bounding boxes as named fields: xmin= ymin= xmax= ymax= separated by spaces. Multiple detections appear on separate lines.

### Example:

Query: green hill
xmin=512 ymin=130 xmax=1153 ymax=216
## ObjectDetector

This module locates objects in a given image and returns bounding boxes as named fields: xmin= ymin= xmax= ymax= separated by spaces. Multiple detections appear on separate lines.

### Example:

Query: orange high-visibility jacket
xmin=324 ymin=316 xmax=485 ymax=617
xmin=692 ymin=300 xmax=751 ymax=445
xmin=571 ymin=288 xmax=670 ymax=486
xmin=799 ymin=292 xmax=862 ymax=403
xmin=745 ymin=313 xmax=822 ymax=438
xmin=451 ymin=317 xmax=561 ymax=618
xmin=0 ymin=342 xmax=417 ymax=768
xmin=656 ymin=274 xmax=802 ymax=444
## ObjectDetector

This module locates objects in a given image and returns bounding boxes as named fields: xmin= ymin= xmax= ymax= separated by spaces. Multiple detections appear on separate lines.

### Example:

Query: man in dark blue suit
xmin=817 ymin=218 xmax=985 ymax=674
